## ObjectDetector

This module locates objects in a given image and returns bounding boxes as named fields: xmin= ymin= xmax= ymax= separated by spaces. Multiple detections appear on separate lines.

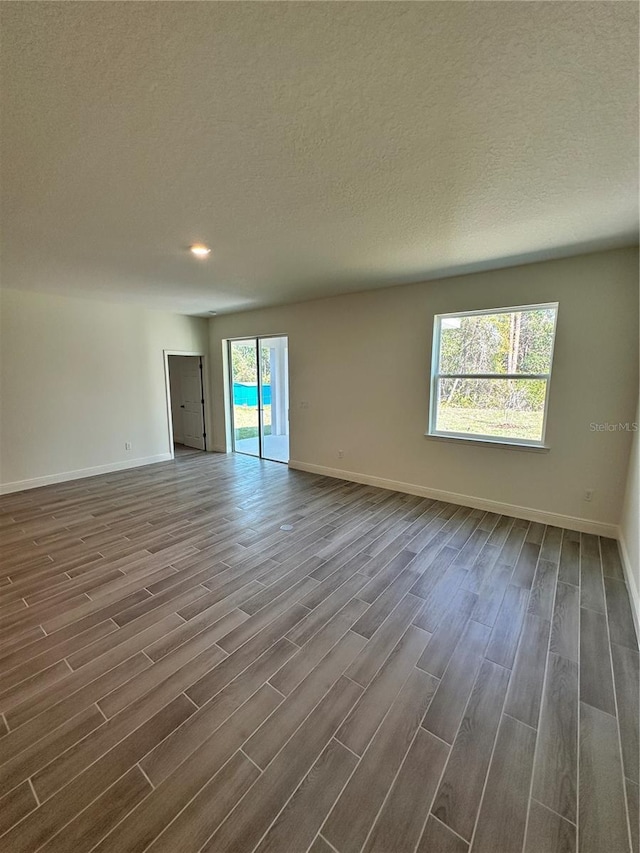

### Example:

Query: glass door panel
xmin=258 ymin=341 xmax=271 ymax=460
xmin=229 ymin=339 xmax=260 ymax=457
xmin=259 ymin=336 xmax=289 ymax=463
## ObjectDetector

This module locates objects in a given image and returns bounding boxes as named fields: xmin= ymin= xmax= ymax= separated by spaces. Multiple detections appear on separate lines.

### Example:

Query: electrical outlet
xmin=583 ymin=488 xmax=594 ymax=502
xmin=338 ymin=450 xmax=344 ymax=459
xmin=125 ymin=442 xmax=132 ymax=451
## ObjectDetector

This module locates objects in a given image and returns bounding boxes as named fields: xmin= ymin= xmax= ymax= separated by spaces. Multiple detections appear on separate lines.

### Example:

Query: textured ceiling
xmin=1 ymin=2 xmax=638 ymax=315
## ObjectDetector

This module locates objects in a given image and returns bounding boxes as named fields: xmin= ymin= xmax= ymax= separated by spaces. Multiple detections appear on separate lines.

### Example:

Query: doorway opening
xmin=228 ymin=336 xmax=289 ymax=463
xmin=165 ymin=354 xmax=207 ymax=454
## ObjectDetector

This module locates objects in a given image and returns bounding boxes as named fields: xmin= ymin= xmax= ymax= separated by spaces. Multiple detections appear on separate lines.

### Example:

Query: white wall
xmin=0 ymin=288 xmax=208 ymax=491
xmin=619 ymin=272 xmax=640 ymax=632
xmin=210 ymin=248 xmax=639 ymax=535
xmin=620 ymin=397 xmax=640 ymax=636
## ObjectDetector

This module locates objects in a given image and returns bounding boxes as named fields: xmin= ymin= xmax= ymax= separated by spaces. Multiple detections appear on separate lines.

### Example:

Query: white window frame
xmin=428 ymin=302 xmax=559 ymax=449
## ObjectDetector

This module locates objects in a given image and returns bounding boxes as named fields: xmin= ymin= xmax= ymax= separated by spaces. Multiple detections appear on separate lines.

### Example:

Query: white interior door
xmin=179 ymin=358 xmax=205 ymax=450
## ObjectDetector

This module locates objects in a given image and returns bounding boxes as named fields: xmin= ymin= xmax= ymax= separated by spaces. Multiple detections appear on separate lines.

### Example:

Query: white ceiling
xmin=1 ymin=2 xmax=638 ymax=316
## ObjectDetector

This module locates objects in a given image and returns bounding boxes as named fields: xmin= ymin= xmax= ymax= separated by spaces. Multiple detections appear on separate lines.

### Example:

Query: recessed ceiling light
xmin=190 ymin=244 xmax=211 ymax=258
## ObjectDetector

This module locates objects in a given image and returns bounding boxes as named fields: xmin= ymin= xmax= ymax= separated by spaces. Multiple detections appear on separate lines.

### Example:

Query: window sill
xmin=424 ymin=432 xmax=550 ymax=452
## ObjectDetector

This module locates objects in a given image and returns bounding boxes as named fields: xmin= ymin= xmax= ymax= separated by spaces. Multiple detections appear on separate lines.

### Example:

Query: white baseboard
xmin=617 ymin=529 xmax=640 ymax=645
xmin=288 ymin=459 xmax=619 ymax=538
xmin=0 ymin=453 xmax=173 ymax=495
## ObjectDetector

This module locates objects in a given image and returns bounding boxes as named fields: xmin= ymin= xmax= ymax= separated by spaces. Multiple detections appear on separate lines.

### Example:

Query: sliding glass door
xmin=229 ymin=339 xmax=260 ymax=457
xmin=229 ymin=336 xmax=289 ymax=463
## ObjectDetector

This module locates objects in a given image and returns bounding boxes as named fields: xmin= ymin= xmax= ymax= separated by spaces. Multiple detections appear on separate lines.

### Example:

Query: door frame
xmin=227 ymin=334 xmax=289 ymax=462
xmin=163 ymin=350 xmax=209 ymax=458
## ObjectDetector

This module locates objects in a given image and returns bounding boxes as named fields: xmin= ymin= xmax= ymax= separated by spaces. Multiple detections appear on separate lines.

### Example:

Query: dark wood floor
xmin=0 ymin=451 xmax=637 ymax=853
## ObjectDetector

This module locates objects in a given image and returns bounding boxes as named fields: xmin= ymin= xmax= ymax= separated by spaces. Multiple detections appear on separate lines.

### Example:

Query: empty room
xmin=0 ymin=3 xmax=639 ymax=853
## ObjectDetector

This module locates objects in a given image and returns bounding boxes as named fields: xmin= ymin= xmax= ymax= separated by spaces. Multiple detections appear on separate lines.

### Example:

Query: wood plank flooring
xmin=0 ymin=449 xmax=637 ymax=853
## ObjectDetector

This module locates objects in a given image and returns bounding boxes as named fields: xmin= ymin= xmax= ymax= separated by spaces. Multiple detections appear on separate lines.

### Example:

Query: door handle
xmin=180 ymin=405 xmax=185 ymax=408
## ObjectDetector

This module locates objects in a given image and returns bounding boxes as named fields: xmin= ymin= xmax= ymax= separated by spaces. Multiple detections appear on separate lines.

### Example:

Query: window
xmin=429 ymin=303 xmax=558 ymax=447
